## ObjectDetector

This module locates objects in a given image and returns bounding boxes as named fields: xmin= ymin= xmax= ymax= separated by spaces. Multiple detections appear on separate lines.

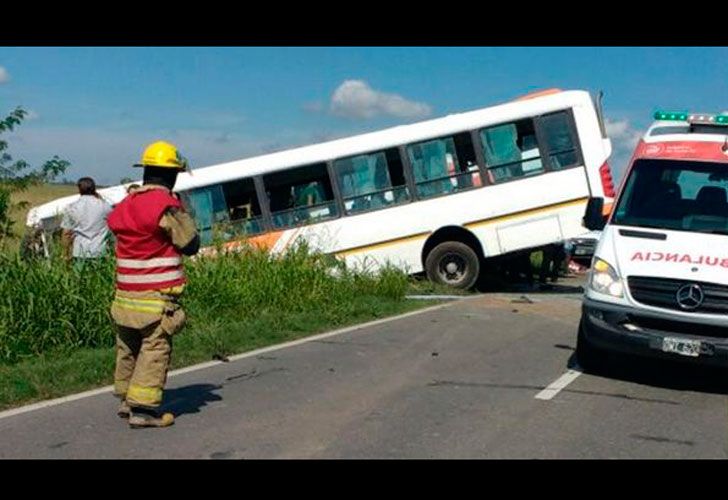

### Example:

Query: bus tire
xmin=425 ymin=241 xmax=480 ymax=290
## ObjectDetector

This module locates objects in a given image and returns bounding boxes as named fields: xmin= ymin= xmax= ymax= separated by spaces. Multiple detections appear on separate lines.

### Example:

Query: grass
xmin=0 ymin=241 xmax=436 ymax=411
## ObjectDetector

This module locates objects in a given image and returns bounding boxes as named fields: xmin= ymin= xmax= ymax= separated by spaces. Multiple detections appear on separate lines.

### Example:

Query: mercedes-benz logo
xmin=676 ymin=284 xmax=704 ymax=310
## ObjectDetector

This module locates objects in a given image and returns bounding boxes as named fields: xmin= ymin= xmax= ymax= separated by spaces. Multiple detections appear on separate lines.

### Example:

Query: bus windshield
xmin=612 ymin=158 xmax=728 ymax=235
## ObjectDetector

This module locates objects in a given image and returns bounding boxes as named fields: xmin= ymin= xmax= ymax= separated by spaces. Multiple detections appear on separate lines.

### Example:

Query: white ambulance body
xmin=579 ymin=111 xmax=728 ymax=367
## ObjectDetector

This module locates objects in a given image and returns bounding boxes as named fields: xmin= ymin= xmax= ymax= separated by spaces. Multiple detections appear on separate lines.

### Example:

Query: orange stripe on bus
xmin=246 ymin=230 xmax=285 ymax=250
xmin=200 ymin=231 xmax=285 ymax=256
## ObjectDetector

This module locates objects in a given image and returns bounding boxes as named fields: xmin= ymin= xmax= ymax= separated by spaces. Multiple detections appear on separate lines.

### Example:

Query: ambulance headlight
xmin=589 ymin=258 xmax=624 ymax=297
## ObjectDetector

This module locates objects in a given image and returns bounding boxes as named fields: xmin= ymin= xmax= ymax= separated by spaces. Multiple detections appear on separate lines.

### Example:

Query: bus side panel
xmin=495 ymin=215 xmax=563 ymax=254
xmin=464 ymin=167 xmax=590 ymax=255
xmin=468 ymin=199 xmax=588 ymax=257
xmin=339 ymin=240 xmax=425 ymax=275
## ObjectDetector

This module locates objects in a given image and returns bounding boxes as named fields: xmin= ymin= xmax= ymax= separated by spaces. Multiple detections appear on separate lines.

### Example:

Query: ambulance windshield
xmin=612 ymin=159 xmax=728 ymax=235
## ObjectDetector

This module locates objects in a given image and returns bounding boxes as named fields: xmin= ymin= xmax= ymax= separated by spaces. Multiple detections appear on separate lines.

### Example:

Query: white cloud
xmin=604 ymin=117 xmax=643 ymax=182
xmin=26 ymin=110 xmax=40 ymax=120
xmin=330 ymin=80 xmax=432 ymax=120
xmin=0 ymin=66 xmax=9 ymax=84
xmin=605 ymin=118 xmax=643 ymax=152
xmin=605 ymin=118 xmax=629 ymax=138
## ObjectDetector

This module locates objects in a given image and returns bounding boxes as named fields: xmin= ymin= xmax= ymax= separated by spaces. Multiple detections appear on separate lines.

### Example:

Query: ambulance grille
xmin=628 ymin=276 xmax=728 ymax=314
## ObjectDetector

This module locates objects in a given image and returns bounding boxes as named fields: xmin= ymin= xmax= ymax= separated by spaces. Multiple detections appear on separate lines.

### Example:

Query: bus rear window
xmin=538 ymin=111 xmax=580 ymax=170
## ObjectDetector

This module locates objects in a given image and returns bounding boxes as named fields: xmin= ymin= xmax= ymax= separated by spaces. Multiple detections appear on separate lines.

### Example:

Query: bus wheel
xmin=425 ymin=241 xmax=480 ymax=290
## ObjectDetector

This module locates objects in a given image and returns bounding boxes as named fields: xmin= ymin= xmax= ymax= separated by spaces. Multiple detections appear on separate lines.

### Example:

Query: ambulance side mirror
xmin=583 ymin=197 xmax=606 ymax=231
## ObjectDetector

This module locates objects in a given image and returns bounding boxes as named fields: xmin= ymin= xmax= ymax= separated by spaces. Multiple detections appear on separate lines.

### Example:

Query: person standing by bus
xmin=539 ymin=242 xmax=567 ymax=285
xmin=60 ymin=177 xmax=112 ymax=266
xmin=107 ymin=141 xmax=199 ymax=428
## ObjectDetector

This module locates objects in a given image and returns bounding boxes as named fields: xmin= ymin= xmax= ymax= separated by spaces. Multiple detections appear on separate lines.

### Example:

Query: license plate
xmin=661 ymin=337 xmax=701 ymax=357
xmin=575 ymin=248 xmax=589 ymax=255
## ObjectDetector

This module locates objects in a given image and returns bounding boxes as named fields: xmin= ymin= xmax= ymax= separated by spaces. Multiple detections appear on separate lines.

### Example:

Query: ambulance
xmin=579 ymin=110 xmax=728 ymax=369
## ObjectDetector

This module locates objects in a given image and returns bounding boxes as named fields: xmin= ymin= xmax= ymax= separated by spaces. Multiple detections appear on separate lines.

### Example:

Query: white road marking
xmin=405 ymin=295 xmax=467 ymax=300
xmin=535 ymin=367 xmax=583 ymax=401
xmin=0 ymin=300 xmax=460 ymax=420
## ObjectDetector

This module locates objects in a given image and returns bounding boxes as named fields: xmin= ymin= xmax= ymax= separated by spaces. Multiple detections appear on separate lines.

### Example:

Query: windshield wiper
xmin=619 ymin=229 xmax=667 ymax=240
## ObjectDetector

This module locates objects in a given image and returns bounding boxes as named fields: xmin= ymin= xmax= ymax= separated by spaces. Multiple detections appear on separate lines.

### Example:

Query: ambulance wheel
xmin=575 ymin=319 xmax=604 ymax=373
xmin=425 ymin=241 xmax=480 ymax=290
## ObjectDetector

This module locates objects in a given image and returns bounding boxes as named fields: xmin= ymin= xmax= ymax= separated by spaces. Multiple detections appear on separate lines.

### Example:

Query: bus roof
xmin=27 ymin=89 xmax=593 ymax=227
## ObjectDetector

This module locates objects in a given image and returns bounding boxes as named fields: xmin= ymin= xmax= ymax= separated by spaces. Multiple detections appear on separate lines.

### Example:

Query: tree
xmin=0 ymin=106 xmax=70 ymax=241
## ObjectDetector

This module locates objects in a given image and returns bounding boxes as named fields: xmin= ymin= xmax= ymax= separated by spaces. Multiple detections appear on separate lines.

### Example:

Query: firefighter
xmin=107 ymin=141 xmax=199 ymax=428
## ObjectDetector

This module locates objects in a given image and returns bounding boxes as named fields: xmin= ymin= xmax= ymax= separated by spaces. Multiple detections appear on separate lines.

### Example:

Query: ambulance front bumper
xmin=582 ymin=297 xmax=728 ymax=367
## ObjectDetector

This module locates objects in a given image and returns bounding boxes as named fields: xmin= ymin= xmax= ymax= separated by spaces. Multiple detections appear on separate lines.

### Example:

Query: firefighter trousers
xmin=111 ymin=291 xmax=186 ymax=409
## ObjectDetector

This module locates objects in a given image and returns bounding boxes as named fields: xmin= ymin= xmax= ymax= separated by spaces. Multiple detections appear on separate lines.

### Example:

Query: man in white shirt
xmin=61 ymin=177 xmax=112 ymax=261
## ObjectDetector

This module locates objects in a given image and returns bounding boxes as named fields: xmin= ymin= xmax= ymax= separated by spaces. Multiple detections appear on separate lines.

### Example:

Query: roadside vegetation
xmin=0 ymin=239 xmax=434 ymax=410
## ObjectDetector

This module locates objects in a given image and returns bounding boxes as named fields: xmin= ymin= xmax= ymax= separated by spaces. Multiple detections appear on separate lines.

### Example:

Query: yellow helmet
xmin=134 ymin=141 xmax=189 ymax=170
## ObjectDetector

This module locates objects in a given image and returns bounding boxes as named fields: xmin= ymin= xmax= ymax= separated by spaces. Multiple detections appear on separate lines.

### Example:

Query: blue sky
xmin=1 ymin=47 xmax=727 ymax=185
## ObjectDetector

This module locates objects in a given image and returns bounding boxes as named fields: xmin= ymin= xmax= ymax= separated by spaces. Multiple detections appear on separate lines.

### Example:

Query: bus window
xmin=333 ymin=148 xmax=409 ymax=215
xmin=178 ymin=184 xmax=230 ymax=245
xmin=407 ymin=132 xmax=480 ymax=200
xmin=538 ymin=111 xmax=580 ymax=171
xmin=480 ymin=119 xmax=544 ymax=182
xmin=263 ymin=162 xmax=338 ymax=229
xmin=221 ymin=177 xmax=265 ymax=237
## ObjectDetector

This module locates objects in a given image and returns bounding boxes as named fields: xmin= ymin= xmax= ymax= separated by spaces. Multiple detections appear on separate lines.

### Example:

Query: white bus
xmin=27 ymin=88 xmax=615 ymax=289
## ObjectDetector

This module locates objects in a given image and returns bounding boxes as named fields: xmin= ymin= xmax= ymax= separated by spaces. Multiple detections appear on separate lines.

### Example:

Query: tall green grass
xmin=0 ymin=255 xmax=116 ymax=362
xmin=0 ymin=242 xmax=409 ymax=365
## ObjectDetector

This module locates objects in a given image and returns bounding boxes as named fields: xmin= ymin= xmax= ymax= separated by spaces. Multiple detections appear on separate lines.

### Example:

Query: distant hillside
xmin=8 ymin=183 xmax=78 ymax=241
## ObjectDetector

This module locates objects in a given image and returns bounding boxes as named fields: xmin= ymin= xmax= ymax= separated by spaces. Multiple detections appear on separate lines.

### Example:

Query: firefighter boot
xmin=117 ymin=399 xmax=131 ymax=419
xmin=128 ymin=407 xmax=175 ymax=429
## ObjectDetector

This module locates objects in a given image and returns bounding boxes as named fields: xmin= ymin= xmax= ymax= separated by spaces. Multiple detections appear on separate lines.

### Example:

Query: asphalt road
xmin=2 ymin=278 xmax=727 ymax=458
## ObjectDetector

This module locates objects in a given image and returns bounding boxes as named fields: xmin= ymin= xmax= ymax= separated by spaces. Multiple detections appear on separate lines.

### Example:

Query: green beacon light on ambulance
xmin=654 ymin=110 xmax=728 ymax=125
